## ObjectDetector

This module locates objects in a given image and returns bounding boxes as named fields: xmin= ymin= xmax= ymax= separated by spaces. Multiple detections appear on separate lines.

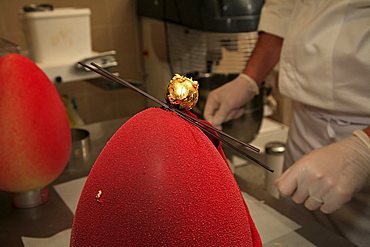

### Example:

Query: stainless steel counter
xmin=0 ymin=117 xmax=355 ymax=247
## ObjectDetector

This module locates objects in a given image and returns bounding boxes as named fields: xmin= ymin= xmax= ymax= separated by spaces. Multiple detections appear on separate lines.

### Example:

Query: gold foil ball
xmin=166 ymin=74 xmax=199 ymax=110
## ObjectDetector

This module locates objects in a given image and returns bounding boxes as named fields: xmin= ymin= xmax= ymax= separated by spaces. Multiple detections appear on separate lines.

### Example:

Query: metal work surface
xmin=0 ymin=117 xmax=355 ymax=247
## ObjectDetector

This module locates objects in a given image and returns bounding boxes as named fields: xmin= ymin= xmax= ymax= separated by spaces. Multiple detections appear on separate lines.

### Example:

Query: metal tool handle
xmin=75 ymin=51 xmax=118 ymax=71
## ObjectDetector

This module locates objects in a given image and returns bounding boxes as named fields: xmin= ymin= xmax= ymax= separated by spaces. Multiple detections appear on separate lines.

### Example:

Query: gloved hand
xmin=275 ymin=130 xmax=370 ymax=214
xmin=203 ymin=73 xmax=259 ymax=128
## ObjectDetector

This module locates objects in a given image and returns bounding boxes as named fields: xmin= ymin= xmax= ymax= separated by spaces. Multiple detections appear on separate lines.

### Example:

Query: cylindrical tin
xmin=11 ymin=187 xmax=49 ymax=208
xmin=264 ymin=141 xmax=285 ymax=198
xmin=69 ymin=128 xmax=91 ymax=170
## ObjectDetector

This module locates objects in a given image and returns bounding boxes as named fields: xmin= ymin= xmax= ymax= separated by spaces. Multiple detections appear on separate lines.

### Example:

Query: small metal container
xmin=264 ymin=141 xmax=285 ymax=198
xmin=11 ymin=187 xmax=49 ymax=208
xmin=69 ymin=128 xmax=91 ymax=169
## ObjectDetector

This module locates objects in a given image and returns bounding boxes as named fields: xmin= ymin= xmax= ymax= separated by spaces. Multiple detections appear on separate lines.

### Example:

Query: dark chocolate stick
xmin=78 ymin=62 xmax=273 ymax=172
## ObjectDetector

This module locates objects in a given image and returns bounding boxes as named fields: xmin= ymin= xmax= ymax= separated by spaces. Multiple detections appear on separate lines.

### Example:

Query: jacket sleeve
xmin=258 ymin=0 xmax=296 ymax=38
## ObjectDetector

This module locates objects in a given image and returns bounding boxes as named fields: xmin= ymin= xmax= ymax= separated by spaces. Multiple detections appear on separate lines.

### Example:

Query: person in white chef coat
xmin=204 ymin=0 xmax=370 ymax=246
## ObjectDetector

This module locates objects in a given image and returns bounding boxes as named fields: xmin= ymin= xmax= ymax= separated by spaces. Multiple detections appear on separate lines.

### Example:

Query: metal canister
xmin=264 ymin=141 xmax=285 ymax=198
xmin=69 ymin=128 xmax=91 ymax=170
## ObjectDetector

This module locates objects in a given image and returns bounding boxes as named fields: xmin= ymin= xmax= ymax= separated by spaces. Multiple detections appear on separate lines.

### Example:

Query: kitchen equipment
xmin=137 ymin=0 xmax=263 ymax=33
xmin=21 ymin=5 xmax=117 ymax=83
xmin=22 ymin=7 xmax=91 ymax=64
xmin=138 ymin=0 xmax=265 ymax=143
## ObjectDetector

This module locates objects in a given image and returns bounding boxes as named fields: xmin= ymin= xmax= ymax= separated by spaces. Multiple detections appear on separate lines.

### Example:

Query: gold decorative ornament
xmin=96 ymin=190 xmax=102 ymax=203
xmin=165 ymin=74 xmax=199 ymax=110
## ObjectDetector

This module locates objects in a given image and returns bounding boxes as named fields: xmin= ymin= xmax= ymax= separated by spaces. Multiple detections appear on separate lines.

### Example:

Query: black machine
xmin=137 ymin=0 xmax=266 ymax=143
xmin=137 ymin=0 xmax=264 ymax=33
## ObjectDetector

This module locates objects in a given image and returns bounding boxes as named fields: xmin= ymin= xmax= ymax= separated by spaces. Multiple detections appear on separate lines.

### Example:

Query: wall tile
xmin=0 ymin=1 xmax=4 ymax=36
xmin=111 ymin=24 xmax=143 ymax=80
xmin=91 ymin=26 xmax=113 ymax=52
xmin=1 ymin=0 xmax=43 ymax=37
xmin=107 ymin=0 xmax=135 ymax=28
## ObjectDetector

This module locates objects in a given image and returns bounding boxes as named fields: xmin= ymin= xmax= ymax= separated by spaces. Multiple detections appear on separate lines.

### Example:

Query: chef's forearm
xmin=363 ymin=126 xmax=370 ymax=138
xmin=354 ymin=126 xmax=370 ymax=150
xmin=242 ymin=32 xmax=283 ymax=85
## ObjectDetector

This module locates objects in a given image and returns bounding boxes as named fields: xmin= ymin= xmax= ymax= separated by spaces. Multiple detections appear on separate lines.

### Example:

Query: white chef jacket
xmin=259 ymin=0 xmax=370 ymax=116
xmin=257 ymin=1 xmax=370 ymax=246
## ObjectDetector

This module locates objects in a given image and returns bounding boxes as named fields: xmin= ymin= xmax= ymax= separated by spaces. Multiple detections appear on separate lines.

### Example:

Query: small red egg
xmin=0 ymin=54 xmax=71 ymax=193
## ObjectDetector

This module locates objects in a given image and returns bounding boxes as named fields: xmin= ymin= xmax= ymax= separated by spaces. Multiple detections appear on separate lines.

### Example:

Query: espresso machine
xmin=137 ymin=0 xmax=265 ymax=143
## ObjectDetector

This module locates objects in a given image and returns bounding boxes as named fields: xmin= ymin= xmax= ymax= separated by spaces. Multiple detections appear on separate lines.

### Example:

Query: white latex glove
xmin=203 ymin=73 xmax=259 ymax=128
xmin=275 ymin=130 xmax=370 ymax=214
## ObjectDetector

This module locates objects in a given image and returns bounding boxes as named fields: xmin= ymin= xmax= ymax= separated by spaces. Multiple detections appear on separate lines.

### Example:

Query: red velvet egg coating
xmin=0 ymin=54 xmax=71 ymax=192
xmin=71 ymin=108 xmax=261 ymax=246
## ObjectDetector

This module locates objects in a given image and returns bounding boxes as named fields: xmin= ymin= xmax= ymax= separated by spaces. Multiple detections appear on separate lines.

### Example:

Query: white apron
xmin=284 ymin=103 xmax=370 ymax=247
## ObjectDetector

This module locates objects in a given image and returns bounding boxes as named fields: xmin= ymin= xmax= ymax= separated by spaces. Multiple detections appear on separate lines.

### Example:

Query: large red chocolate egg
xmin=71 ymin=108 xmax=261 ymax=246
xmin=0 ymin=54 xmax=71 ymax=193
